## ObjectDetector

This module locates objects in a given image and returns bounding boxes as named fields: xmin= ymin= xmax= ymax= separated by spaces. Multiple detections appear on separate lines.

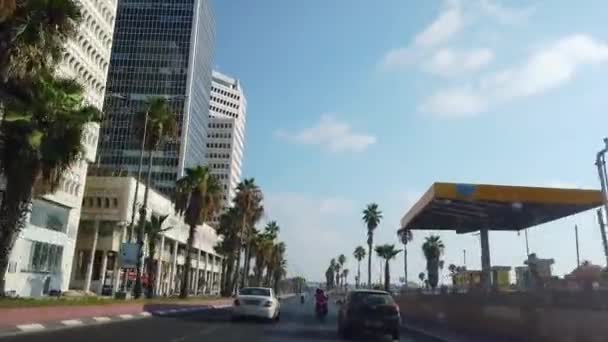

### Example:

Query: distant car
xmin=337 ymin=289 xmax=401 ymax=340
xmin=232 ymin=287 xmax=280 ymax=321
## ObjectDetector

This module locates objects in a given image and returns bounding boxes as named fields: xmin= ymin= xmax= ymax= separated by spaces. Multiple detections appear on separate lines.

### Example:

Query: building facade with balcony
xmin=2 ymin=0 xmax=118 ymax=297
xmin=69 ymin=177 xmax=223 ymax=296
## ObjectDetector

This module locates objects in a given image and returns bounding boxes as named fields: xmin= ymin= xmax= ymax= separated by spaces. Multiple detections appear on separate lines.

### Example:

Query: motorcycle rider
xmin=314 ymin=288 xmax=328 ymax=316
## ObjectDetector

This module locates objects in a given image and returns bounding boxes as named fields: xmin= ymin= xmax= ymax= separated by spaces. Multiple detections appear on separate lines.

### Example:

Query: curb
xmin=0 ymin=304 xmax=230 ymax=339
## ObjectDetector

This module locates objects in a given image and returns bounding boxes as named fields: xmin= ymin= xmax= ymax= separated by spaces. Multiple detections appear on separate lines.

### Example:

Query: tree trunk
xmin=384 ymin=260 xmax=390 ymax=292
xmin=146 ymin=241 xmax=156 ymax=298
xmin=222 ymin=247 xmax=236 ymax=296
xmin=134 ymin=149 xmax=154 ymax=298
xmin=356 ymin=261 xmax=361 ymax=288
xmin=240 ymin=229 xmax=252 ymax=288
xmin=232 ymin=239 xmax=243 ymax=291
xmin=0 ymin=167 xmax=35 ymax=295
xmin=427 ymin=258 xmax=439 ymax=290
xmin=180 ymin=224 xmax=195 ymax=298
xmin=367 ymin=236 xmax=373 ymax=288
xmin=403 ymin=246 xmax=408 ymax=287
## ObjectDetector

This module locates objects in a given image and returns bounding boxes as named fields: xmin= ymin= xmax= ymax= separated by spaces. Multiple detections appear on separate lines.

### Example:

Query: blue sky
xmin=212 ymin=0 xmax=608 ymax=283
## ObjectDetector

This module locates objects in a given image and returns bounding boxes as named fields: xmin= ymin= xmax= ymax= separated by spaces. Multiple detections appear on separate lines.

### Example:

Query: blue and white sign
xmin=119 ymin=243 xmax=139 ymax=268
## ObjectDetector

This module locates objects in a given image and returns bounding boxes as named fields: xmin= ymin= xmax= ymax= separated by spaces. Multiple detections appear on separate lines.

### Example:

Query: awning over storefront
xmin=400 ymin=182 xmax=604 ymax=234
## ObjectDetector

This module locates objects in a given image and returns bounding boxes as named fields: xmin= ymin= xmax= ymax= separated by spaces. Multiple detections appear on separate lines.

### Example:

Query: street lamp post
xmin=595 ymin=138 xmax=608 ymax=267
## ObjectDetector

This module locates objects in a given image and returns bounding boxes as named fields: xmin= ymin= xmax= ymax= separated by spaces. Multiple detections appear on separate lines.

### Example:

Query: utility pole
xmin=524 ymin=229 xmax=530 ymax=257
xmin=595 ymin=138 xmax=608 ymax=268
xmin=463 ymin=249 xmax=466 ymax=267
xmin=575 ymin=225 xmax=580 ymax=267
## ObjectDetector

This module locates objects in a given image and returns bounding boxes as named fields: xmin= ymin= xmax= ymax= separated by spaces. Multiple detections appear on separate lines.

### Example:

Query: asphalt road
xmin=0 ymin=298 xmax=439 ymax=342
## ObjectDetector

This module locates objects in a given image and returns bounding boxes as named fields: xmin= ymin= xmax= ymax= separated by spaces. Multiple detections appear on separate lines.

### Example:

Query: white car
xmin=232 ymin=287 xmax=281 ymax=321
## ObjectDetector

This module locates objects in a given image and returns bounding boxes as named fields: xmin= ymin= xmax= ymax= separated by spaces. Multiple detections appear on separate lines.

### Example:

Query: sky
xmin=212 ymin=0 xmax=608 ymax=283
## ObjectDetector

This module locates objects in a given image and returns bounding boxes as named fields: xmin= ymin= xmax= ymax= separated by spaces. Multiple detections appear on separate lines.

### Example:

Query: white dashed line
xmin=169 ymin=309 xmax=178 ymax=313
xmin=61 ymin=320 xmax=83 ymax=326
xmin=140 ymin=312 xmax=152 ymax=317
xmin=118 ymin=314 xmax=134 ymax=319
xmin=156 ymin=311 xmax=168 ymax=315
xmin=93 ymin=316 xmax=111 ymax=322
xmin=16 ymin=324 xmax=45 ymax=332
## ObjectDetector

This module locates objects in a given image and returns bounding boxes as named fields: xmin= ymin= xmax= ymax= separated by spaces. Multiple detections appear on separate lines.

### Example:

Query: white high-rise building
xmin=207 ymin=71 xmax=246 ymax=213
xmin=3 ymin=0 xmax=117 ymax=297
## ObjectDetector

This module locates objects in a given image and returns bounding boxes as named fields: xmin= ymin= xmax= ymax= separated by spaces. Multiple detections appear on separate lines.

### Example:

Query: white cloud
xmin=422 ymin=34 xmax=608 ymax=118
xmin=424 ymin=48 xmax=494 ymax=76
xmin=264 ymin=193 xmax=359 ymax=280
xmin=276 ymin=115 xmax=377 ymax=153
xmin=379 ymin=0 xmax=534 ymax=75
xmin=479 ymin=0 xmax=535 ymax=25
xmin=420 ymin=88 xmax=487 ymax=118
xmin=414 ymin=5 xmax=463 ymax=48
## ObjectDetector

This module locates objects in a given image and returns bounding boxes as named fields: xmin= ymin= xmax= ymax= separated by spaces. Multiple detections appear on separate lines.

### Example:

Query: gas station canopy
xmin=400 ymin=182 xmax=604 ymax=234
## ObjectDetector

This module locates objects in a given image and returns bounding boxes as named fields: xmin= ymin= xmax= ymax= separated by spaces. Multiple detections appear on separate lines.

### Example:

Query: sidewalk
xmin=0 ymin=297 xmax=232 ymax=334
xmin=403 ymin=317 xmax=523 ymax=342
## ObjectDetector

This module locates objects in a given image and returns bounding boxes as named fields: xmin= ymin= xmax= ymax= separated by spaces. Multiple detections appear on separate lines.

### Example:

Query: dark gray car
xmin=337 ymin=289 xmax=401 ymax=340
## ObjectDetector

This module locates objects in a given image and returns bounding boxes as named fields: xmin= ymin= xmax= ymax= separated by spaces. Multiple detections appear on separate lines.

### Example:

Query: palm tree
xmin=362 ymin=203 xmax=383 ymax=287
xmin=266 ymin=241 xmax=285 ymax=289
xmin=334 ymin=259 xmax=341 ymax=290
xmin=216 ymin=207 xmax=240 ymax=296
xmin=438 ymin=260 xmax=445 ymax=285
xmin=233 ymin=178 xmax=263 ymax=288
xmin=397 ymin=228 xmax=413 ymax=287
xmin=253 ymin=232 xmax=273 ymax=286
xmin=0 ymin=0 xmax=97 ymax=293
xmin=0 ymin=76 xmax=100 ymax=292
xmin=325 ymin=265 xmax=334 ymax=289
xmin=0 ymin=0 xmax=82 ymax=81
xmin=353 ymin=246 xmax=366 ymax=288
xmin=418 ymin=272 xmax=426 ymax=286
xmin=342 ymin=269 xmax=349 ymax=290
xmin=133 ymin=97 xmax=177 ymax=298
xmin=337 ymin=254 xmax=346 ymax=288
xmin=375 ymin=244 xmax=402 ymax=292
xmin=328 ymin=258 xmax=337 ymax=289
xmin=422 ymin=235 xmax=445 ymax=290
xmin=174 ymin=166 xmax=223 ymax=298
xmin=264 ymin=221 xmax=280 ymax=240
xmin=141 ymin=215 xmax=172 ymax=298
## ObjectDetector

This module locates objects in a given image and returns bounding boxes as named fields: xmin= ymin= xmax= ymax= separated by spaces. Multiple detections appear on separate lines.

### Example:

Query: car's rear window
xmin=239 ymin=288 xmax=271 ymax=296
xmin=350 ymin=292 xmax=394 ymax=305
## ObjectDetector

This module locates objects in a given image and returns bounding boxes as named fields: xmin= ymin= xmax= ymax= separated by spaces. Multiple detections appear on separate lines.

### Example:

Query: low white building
xmin=69 ymin=176 xmax=223 ymax=296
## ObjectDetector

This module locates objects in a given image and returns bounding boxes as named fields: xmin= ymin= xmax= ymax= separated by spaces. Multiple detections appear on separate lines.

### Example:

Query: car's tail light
xmin=263 ymin=301 xmax=273 ymax=307
xmin=234 ymin=299 xmax=240 ymax=306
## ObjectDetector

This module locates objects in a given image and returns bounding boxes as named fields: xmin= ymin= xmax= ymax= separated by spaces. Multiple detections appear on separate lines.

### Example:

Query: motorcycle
xmin=315 ymin=297 xmax=328 ymax=320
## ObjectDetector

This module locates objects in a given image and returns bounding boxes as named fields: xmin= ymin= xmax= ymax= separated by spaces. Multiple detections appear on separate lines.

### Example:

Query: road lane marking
xmin=118 ymin=314 xmax=134 ymax=319
xmin=93 ymin=316 xmax=111 ymax=322
xmin=16 ymin=324 xmax=45 ymax=332
xmin=156 ymin=311 xmax=168 ymax=315
xmin=61 ymin=320 xmax=83 ymax=326
xmin=140 ymin=312 xmax=152 ymax=317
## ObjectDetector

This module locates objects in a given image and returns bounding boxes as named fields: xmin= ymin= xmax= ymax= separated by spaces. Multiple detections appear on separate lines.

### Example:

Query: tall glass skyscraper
xmin=96 ymin=0 xmax=215 ymax=196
